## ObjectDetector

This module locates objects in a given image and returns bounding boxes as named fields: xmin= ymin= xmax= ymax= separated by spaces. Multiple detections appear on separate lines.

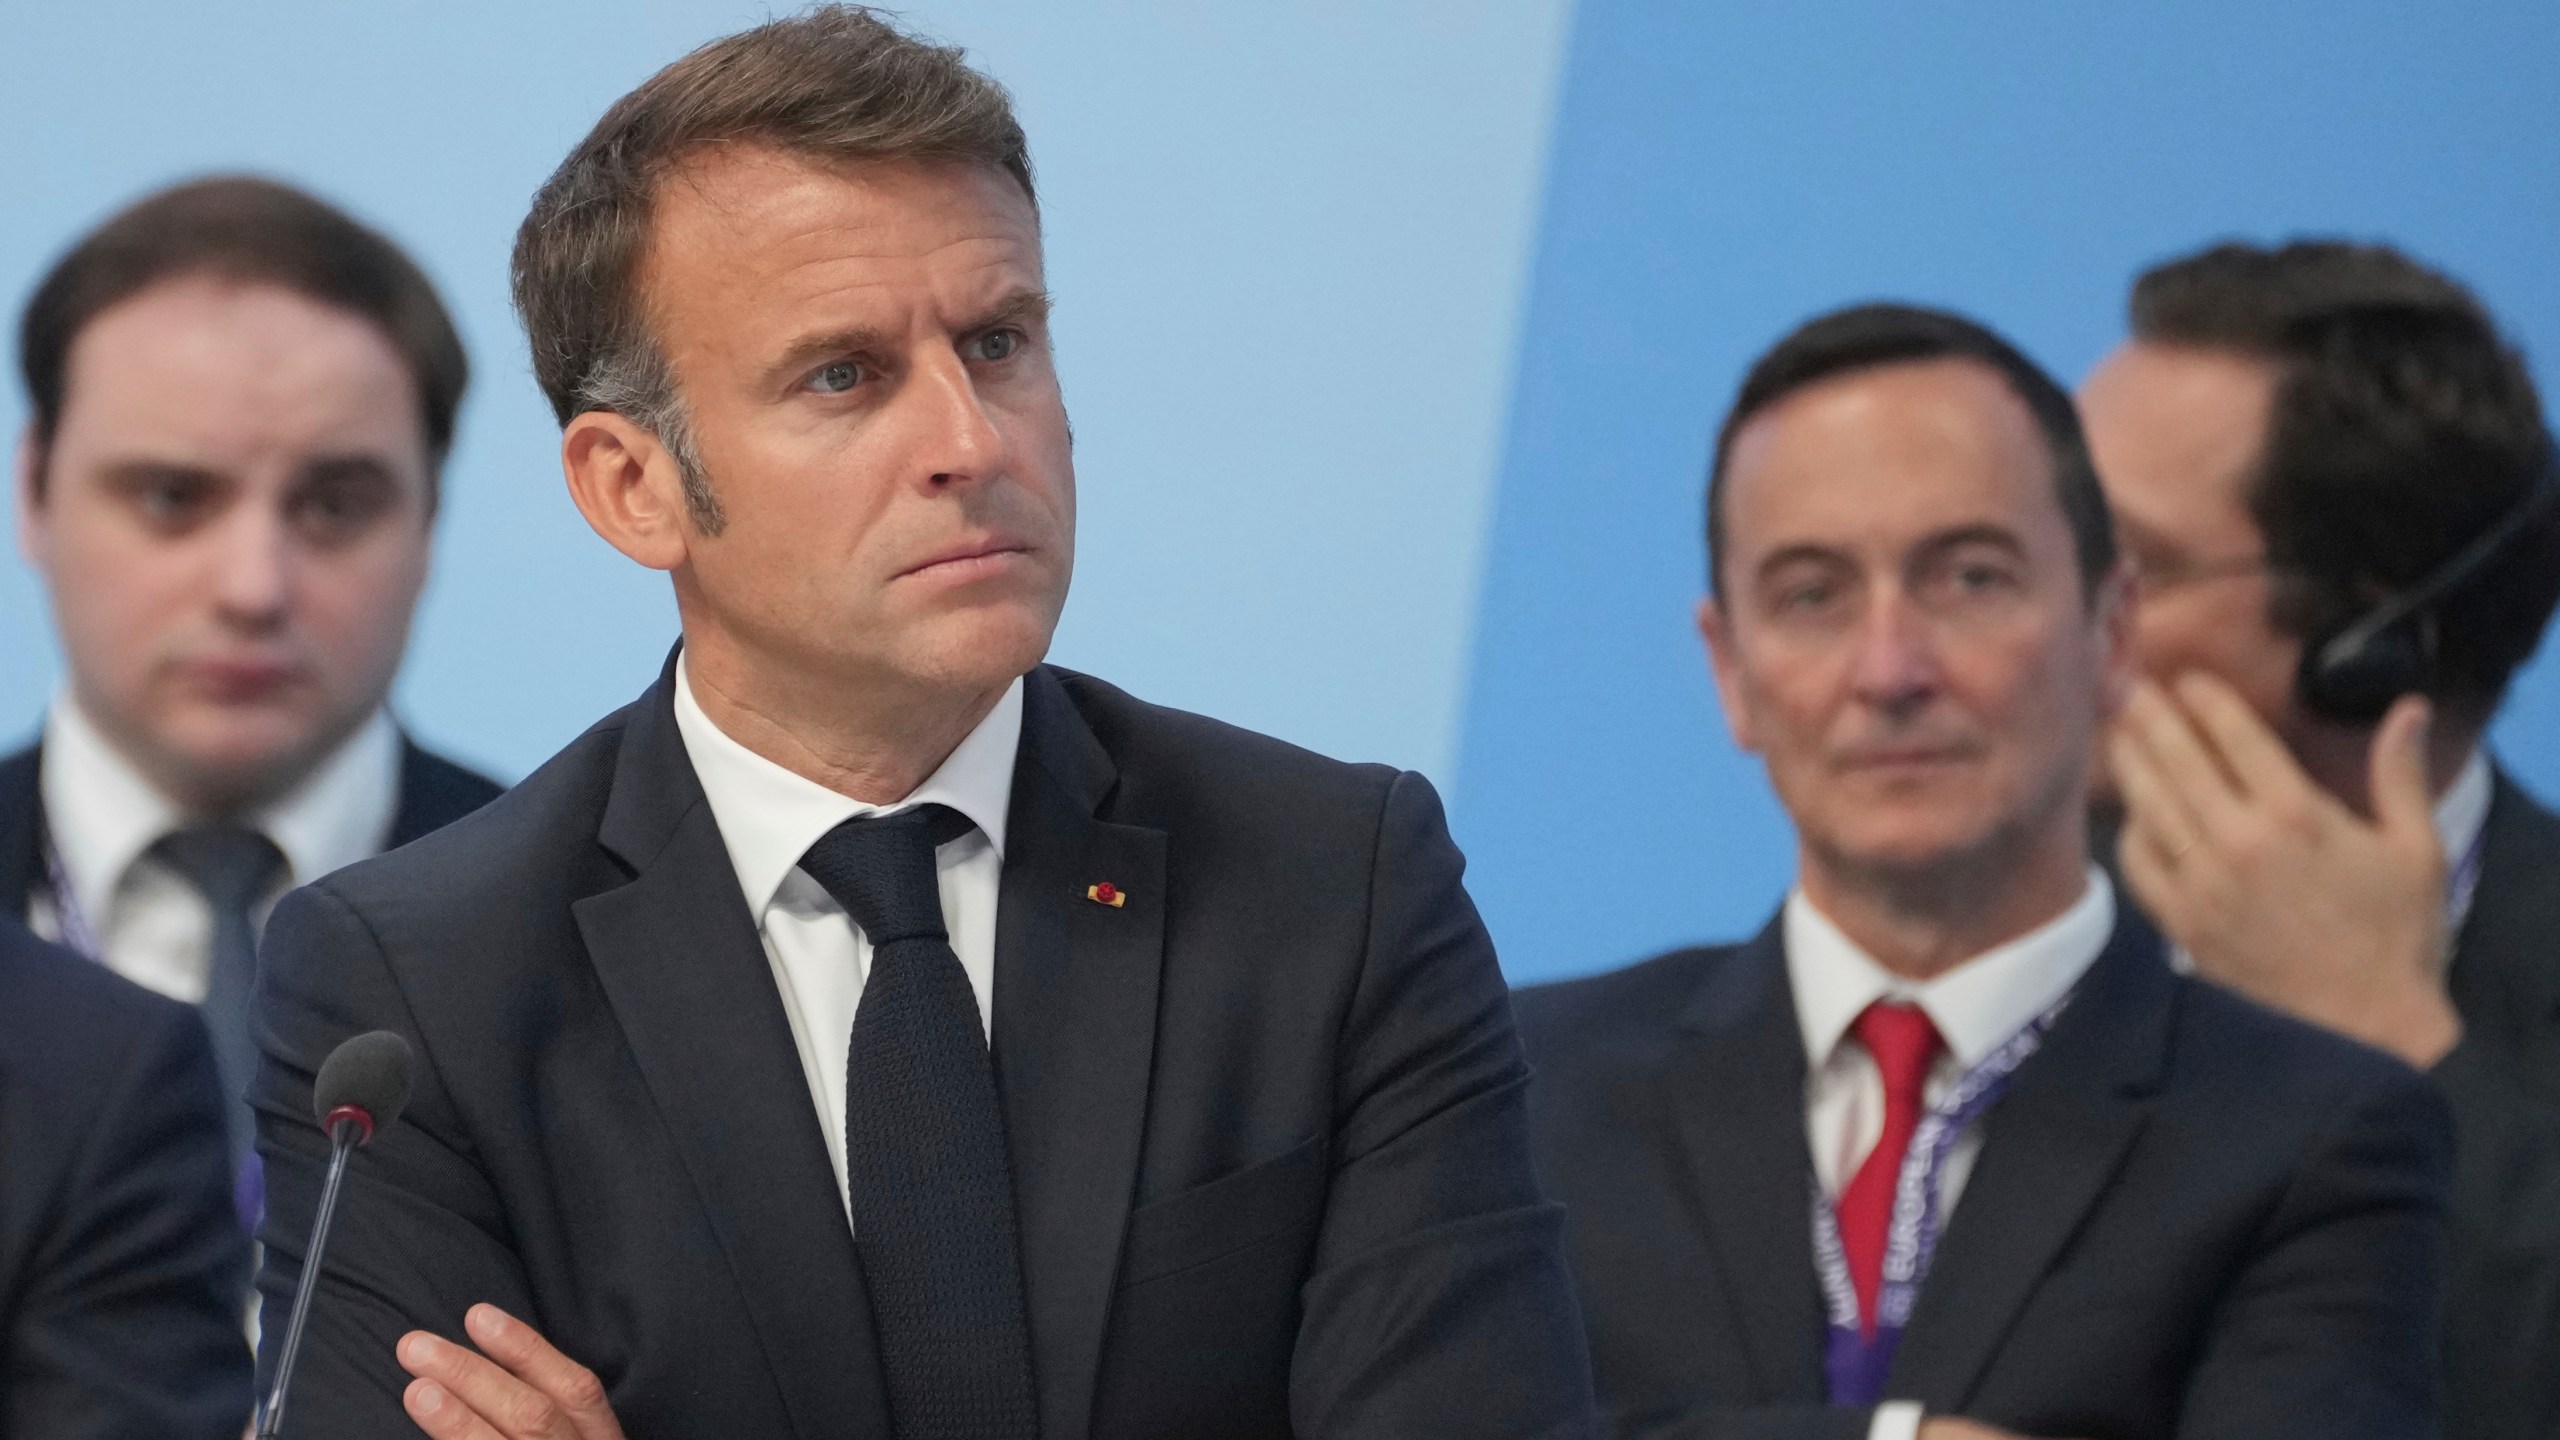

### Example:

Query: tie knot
xmin=798 ymin=804 xmax=973 ymax=945
xmin=1852 ymin=1000 xmax=1942 ymax=1101
xmin=152 ymin=823 xmax=286 ymax=910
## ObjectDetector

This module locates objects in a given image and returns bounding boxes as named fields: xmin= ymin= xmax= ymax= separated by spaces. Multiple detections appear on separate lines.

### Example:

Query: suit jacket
xmin=0 ymin=730 xmax=505 ymax=923
xmin=247 ymin=659 xmax=1596 ymax=1439
xmin=2436 ymin=769 xmax=2560 ymax=1440
xmin=1515 ymin=908 xmax=2452 ymax=1440
xmin=0 ymin=915 xmax=253 ymax=1439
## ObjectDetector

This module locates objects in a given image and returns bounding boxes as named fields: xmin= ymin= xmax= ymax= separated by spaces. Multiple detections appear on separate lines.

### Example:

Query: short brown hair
xmin=2132 ymin=240 xmax=2559 ymax=720
xmin=511 ymin=4 xmax=1035 ymax=532
xmin=18 ymin=175 xmax=469 ymax=494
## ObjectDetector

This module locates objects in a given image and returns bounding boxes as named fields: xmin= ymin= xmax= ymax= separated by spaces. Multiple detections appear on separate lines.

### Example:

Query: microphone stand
xmin=255 ymin=1105 xmax=373 ymax=1439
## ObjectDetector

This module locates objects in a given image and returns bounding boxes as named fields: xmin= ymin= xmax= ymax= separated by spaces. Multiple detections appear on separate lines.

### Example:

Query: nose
xmin=905 ymin=349 xmax=1008 ymax=491
xmin=207 ymin=504 xmax=293 ymax=631
xmin=1848 ymin=589 xmax=1940 ymax=718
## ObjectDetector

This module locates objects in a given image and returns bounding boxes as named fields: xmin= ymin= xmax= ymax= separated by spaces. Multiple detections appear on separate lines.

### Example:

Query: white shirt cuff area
xmin=1869 ymin=1399 xmax=1925 ymax=1440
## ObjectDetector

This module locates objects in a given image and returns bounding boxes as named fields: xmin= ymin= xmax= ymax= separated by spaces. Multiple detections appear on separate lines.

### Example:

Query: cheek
xmin=293 ymin=540 xmax=430 ymax=669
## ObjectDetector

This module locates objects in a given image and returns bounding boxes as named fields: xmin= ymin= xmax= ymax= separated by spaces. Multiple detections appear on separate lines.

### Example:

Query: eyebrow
xmin=97 ymin=458 xmax=228 ymax=490
xmin=764 ymin=287 xmax=1055 ymax=392
xmin=1749 ymin=523 xmax=2027 ymax=584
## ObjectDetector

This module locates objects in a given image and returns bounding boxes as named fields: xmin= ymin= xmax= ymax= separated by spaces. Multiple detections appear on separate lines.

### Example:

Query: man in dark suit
xmin=8 ymin=177 xmax=503 ymax=1219
xmin=2083 ymin=241 xmax=2560 ymax=1440
xmin=248 ymin=9 xmax=1593 ymax=1439
xmin=1518 ymin=304 xmax=2450 ymax=1440
xmin=0 ymin=914 xmax=254 ymax=1438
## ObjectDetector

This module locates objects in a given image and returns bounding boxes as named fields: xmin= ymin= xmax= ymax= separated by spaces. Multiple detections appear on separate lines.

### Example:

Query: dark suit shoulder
xmin=1051 ymin=666 xmax=1400 ymax=801
xmin=390 ymin=740 xmax=507 ymax=846
xmin=2163 ymin=968 xmax=2445 ymax=1136
xmin=1513 ymin=943 xmax=1743 ymax=1070
xmin=311 ymin=707 xmax=633 ymax=928
xmin=0 ymin=915 xmax=192 ymax=1094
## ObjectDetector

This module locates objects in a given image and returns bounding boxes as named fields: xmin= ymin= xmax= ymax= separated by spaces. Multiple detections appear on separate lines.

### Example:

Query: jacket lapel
xmin=990 ymin=667 xmax=1166 ymax=1440
xmin=0 ymin=743 xmax=45 ymax=919
xmin=1663 ymin=920 xmax=1831 ymax=1401
xmin=1886 ymin=911 xmax=2170 ymax=1412
xmin=571 ymin=658 xmax=889 ymax=1440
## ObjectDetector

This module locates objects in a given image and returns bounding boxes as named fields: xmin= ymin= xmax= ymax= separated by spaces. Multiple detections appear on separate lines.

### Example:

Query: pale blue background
xmin=4 ymin=2 xmax=2555 ymax=985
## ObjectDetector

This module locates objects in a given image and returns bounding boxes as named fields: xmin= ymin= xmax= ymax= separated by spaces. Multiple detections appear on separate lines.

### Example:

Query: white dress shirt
xmin=1784 ymin=869 xmax=2116 ymax=1440
xmin=671 ymin=653 xmax=1022 ymax=1220
xmin=27 ymin=692 xmax=401 ymax=1002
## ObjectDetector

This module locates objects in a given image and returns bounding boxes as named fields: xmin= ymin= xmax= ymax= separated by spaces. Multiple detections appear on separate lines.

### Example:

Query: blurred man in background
xmin=0 ymin=913 xmax=253 ymax=1438
xmin=2084 ymin=239 xmax=2560 ymax=1440
xmin=1521 ymin=304 xmax=2448 ymax=1440
xmin=7 ymin=177 xmax=504 ymax=1224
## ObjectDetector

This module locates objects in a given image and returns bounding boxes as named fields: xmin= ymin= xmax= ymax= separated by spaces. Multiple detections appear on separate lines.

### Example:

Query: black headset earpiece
xmin=2296 ymin=459 xmax=2560 ymax=725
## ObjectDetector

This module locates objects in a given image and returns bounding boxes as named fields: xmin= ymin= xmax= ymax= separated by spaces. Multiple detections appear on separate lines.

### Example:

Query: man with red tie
xmin=1515 ymin=303 xmax=2451 ymax=1440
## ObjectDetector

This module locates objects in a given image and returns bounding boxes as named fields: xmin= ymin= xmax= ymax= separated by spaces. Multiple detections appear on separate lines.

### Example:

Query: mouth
xmin=895 ymin=537 xmax=1034 ymax=583
xmin=1836 ymin=745 xmax=1979 ymax=775
xmin=173 ymin=655 xmax=305 ymax=704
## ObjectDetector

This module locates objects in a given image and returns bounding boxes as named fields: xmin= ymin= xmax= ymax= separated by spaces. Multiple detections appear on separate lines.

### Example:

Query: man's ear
xmin=562 ymin=412 xmax=696 ymax=573
xmin=16 ymin=428 xmax=50 ymax=574
xmin=1697 ymin=595 xmax=1762 ymax=754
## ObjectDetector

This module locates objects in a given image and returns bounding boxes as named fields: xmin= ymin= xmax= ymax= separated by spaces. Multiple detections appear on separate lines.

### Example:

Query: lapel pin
xmin=1085 ymin=882 xmax=1126 ymax=908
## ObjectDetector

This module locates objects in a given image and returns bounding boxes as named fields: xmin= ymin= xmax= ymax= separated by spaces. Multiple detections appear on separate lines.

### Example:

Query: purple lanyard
xmin=41 ymin=838 xmax=106 ymax=962
xmin=1811 ymin=990 xmax=2072 ymax=1406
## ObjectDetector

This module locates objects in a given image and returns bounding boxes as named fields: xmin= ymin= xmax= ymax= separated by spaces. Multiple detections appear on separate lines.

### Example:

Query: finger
xmin=464 ymin=1305 xmax=618 ymax=1439
xmin=2108 ymin=707 xmax=2203 ymax=864
xmin=2114 ymin=801 xmax=2190 ymax=937
xmin=399 ymin=1329 xmax=572 ymax=1439
xmin=405 ymin=1377 xmax=508 ymax=1440
xmin=2173 ymin=671 xmax=2328 ymax=819
xmin=2119 ymin=679 xmax=2251 ymax=840
xmin=2366 ymin=694 xmax=2439 ymax=850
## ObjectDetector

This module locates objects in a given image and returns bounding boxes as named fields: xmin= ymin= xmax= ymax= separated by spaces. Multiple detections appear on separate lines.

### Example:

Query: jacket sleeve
xmin=2173 ymin=1062 xmax=2453 ymax=1440
xmin=4 ymin=1000 xmax=253 ymax=1440
xmin=1287 ymin=770 xmax=1602 ymax=1439
xmin=250 ymin=879 xmax=540 ymax=1438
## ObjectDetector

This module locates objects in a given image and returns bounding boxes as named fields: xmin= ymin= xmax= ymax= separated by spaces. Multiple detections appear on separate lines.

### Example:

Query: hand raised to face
xmin=2109 ymin=672 xmax=2460 ymax=1067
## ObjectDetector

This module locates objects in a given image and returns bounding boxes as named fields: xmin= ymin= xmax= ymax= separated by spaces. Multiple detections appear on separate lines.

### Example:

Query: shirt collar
xmin=41 ymin=692 xmax=401 ymax=920
xmin=671 ymin=651 xmax=1023 ymax=920
xmin=2435 ymin=746 xmax=2493 ymax=869
xmin=1785 ymin=867 xmax=2115 ymax=1071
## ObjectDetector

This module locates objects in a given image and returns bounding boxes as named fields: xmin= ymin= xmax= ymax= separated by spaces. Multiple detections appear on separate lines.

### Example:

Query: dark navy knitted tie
xmin=799 ymin=804 xmax=1038 ymax=1440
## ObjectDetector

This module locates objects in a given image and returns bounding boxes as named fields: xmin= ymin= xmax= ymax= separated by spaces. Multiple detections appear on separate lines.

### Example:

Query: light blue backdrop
xmin=0 ymin=0 xmax=1570 ymax=783
xmin=1458 ymin=0 xmax=2560 ymax=982
xmin=6 ymin=3 xmax=2555 ymax=986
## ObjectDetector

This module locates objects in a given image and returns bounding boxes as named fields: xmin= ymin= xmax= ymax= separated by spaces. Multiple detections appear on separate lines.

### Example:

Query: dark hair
xmin=1706 ymin=302 xmax=2116 ymax=600
xmin=512 ymin=3 xmax=1035 ymax=533
xmin=18 ymin=175 xmax=468 ymax=494
xmin=2131 ymin=240 xmax=2560 ymax=722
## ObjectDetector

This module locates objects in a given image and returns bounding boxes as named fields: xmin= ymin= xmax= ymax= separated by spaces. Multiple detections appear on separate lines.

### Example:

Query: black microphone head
xmin=311 ymin=1030 xmax=415 ymax=1143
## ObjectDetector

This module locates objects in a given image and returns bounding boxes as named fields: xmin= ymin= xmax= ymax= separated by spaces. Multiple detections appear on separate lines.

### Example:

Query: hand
xmin=2108 ymin=673 xmax=2460 ymax=1067
xmin=397 ymin=1304 xmax=626 ymax=1440
xmin=1918 ymin=1421 xmax=2033 ymax=1440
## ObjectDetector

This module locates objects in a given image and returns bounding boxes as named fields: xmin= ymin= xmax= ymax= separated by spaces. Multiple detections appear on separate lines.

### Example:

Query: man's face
xmin=2078 ymin=342 xmax=2300 ymax=731
xmin=1702 ymin=359 xmax=2129 ymax=883
xmin=19 ymin=277 xmax=435 ymax=813
xmin=641 ymin=149 xmax=1074 ymax=707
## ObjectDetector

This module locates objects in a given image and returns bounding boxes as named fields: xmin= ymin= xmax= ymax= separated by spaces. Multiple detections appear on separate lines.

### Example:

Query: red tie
xmin=1837 ymin=1000 xmax=1944 ymax=1335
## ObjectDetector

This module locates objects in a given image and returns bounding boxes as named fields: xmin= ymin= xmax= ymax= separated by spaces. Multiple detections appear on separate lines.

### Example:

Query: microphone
xmin=255 ymin=1030 xmax=416 ymax=1439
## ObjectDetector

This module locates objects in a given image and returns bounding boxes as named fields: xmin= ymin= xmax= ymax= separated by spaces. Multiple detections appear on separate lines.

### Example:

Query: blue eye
xmin=972 ymin=329 xmax=1021 ymax=362
xmin=808 ymin=361 xmax=862 ymax=394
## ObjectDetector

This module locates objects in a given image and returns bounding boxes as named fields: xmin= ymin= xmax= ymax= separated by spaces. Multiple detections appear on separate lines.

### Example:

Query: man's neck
xmin=1798 ymin=831 xmax=2092 ymax=982
xmin=679 ymin=637 xmax=1008 ymax=806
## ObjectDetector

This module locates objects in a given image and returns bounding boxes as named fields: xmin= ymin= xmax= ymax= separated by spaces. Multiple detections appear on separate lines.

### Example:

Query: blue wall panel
xmin=1458 ymin=1 xmax=2560 ymax=983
